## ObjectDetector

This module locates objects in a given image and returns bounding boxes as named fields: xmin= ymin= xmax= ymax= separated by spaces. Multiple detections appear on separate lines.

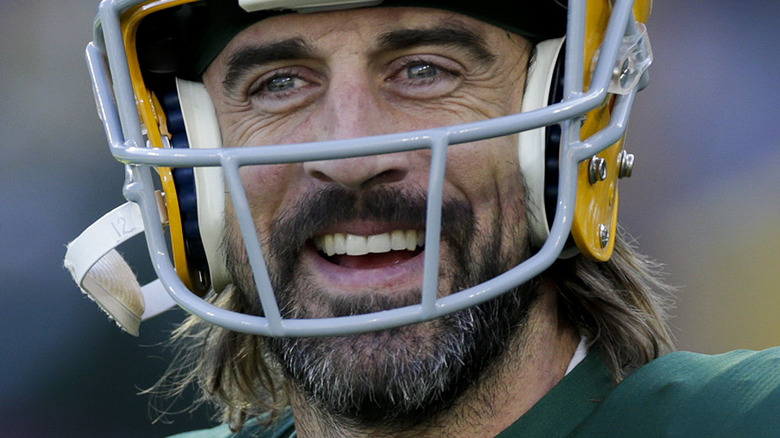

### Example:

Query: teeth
xmin=367 ymin=234 xmax=391 ymax=253
xmin=405 ymin=230 xmax=417 ymax=251
xmin=390 ymin=230 xmax=407 ymax=250
xmin=314 ymin=230 xmax=424 ymax=257
xmin=323 ymin=234 xmax=335 ymax=256
xmin=334 ymin=233 xmax=346 ymax=255
xmin=346 ymin=234 xmax=368 ymax=256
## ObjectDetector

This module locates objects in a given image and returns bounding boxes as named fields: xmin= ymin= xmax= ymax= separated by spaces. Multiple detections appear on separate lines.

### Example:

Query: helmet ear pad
xmin=517 ymin=37 xmax=566 ymax=247
xmin=175 ymin=78 xmax=231 ymax=293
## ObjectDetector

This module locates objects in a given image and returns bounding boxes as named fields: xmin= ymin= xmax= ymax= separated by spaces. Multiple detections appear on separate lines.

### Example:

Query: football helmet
xmin=65 ymin=0 xmax=653 ymax=336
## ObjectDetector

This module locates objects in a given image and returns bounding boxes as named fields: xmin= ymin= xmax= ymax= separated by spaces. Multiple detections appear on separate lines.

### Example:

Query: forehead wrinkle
xmin=222 ymin=37 xmax=314 ymax=95
xmin=374 ymin=23 xmax=498 ymax=66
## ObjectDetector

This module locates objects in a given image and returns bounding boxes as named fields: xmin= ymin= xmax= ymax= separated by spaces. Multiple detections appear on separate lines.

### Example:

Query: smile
xmin=304 ymin=228 xmax=427 ymax=286
xmin=312 ymin=229 xmax=425 ymax=257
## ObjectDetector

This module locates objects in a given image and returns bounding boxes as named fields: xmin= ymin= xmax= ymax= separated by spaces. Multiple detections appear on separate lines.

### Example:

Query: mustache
xmin=266 ymin=186 xmax=474 ymax=262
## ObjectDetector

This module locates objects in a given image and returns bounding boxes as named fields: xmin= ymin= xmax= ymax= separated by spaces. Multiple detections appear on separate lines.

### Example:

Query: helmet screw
xmin=598 ymin=224 xmax=610 ymax=248
xmin=588 ymin=156 xmax=608 ymax=184
xmin=618 ymin=150 xmax=635 ymax=178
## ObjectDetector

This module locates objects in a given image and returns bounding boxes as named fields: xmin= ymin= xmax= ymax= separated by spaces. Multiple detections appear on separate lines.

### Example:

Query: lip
xmin=300 ymin=242 xmax=426 ymax=295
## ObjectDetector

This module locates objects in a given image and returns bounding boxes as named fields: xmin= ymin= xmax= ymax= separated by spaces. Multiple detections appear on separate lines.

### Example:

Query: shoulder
xmin=576 ymin=347 xmax=780 ymax=437
xmin=628 ymin=347 xmax=780 ymax=400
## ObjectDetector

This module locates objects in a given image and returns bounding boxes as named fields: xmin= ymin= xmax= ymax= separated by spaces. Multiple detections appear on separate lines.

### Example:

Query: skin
xmin=203 ymin=7 xmax=579 ymax=437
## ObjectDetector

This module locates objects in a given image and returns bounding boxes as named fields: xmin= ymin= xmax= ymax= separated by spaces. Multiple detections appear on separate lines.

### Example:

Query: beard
xmin=224 ymin=185 xmax=538 ymax=430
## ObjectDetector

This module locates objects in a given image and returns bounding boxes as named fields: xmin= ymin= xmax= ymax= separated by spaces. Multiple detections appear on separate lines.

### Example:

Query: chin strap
xmin=64 ymin=196 xmax=176 ymax=336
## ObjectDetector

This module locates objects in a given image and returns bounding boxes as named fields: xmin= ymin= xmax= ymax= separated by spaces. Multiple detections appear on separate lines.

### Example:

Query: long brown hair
xmin=551 ymin=230 xmax=675 ymax=380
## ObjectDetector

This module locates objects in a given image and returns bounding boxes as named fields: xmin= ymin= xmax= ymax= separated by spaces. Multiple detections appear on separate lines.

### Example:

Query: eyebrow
xmin=220 ymin=24 xmax=496 ymax=95
xmin=376 ymin=25 xmax=497 ymax=65
xmin=222 ymin=37 xmax=313 ymax=94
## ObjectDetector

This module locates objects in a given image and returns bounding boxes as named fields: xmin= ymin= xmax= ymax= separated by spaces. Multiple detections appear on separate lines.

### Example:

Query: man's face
xmin=204 ymin=6 xmax=532 ymax=306
xmin=203 ymin=6 xmax=536 ymax=426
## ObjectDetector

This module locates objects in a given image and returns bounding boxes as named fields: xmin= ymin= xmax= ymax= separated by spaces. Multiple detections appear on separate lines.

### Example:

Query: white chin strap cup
xmin=64 ymin=200 xmax=176 ymax=336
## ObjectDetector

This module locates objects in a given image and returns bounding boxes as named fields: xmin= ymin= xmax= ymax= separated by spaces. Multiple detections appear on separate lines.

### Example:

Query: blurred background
xmin=1 ymin=0 xmax=778 ymax=436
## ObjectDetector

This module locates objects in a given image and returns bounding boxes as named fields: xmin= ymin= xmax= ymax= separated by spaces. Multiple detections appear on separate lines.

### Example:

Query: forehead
xmin=217 ymin=7 xmax=502 ymax=58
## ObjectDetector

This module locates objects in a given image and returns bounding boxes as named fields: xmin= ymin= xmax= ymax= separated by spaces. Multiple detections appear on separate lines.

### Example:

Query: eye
xmin=385 ymin=55 xmax=463 ymax=99
xmin=245 ymin=67 xmax=324 ymax=113
xmin=252 ymin=72 xmax=308 ymax=96
xmin=266 ymin=75 xmax=298 ymax=92
xmin=406 ymin=62 xmax=438 ymax=80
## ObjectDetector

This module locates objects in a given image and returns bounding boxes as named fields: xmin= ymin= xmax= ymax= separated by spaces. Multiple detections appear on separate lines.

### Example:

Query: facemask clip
xmin=608 ymin=23 xmax=652 ymax=95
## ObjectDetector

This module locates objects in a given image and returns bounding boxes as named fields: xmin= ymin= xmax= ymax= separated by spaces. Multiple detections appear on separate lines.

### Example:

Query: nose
xmin=304 ymin=154 xmax=410 ymax=190
xmin=302 ymin=72 xmax=410 ymax=190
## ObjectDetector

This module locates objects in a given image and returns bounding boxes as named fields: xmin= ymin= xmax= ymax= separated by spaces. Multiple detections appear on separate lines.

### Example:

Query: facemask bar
xmin=86 ymin=0 xmax=649 ymax=337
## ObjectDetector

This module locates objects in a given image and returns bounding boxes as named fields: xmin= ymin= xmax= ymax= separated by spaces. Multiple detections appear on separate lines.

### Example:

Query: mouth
xmin=311 ymin=229 xmax=425 ymax=270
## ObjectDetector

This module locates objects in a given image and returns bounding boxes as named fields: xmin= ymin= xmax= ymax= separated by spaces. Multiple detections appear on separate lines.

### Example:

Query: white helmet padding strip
xmin=518 ymin=37 xmax=565 ymax=245
xmin=176 ymin=77 xmax=231 ymax=292
xmin=63 ymin=200 xmax=176 ymax=336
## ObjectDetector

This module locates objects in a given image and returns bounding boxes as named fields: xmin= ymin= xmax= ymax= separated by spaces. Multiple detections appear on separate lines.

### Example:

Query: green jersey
xmin=172 ymin=347 xmax=780 ymax=437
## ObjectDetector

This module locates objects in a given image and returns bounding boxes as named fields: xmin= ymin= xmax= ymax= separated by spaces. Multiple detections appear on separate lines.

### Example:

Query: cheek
xmin=237 ymin=164 xmax=306 ymax=232
xmin=219 ymin=109 xmax=296 ymax=147
xmin=212 ymin=91 xmax=318 ymax=147
xmin=447 ymin=138 xmax=530 ymax=265
xmin=447 ymin=137 xmax=523 ymax=210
